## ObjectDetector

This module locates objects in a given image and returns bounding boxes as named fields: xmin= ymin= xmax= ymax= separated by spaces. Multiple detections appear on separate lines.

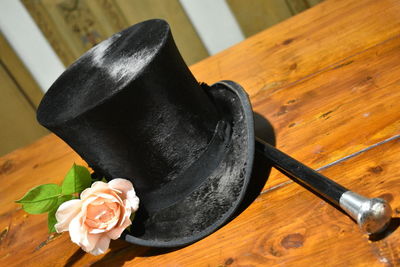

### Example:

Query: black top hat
xmin=37 ymin=19 xmax=255 ymax=247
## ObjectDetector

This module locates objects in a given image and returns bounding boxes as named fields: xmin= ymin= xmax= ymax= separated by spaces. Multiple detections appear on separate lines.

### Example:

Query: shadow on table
xmin=64 ymin=249 xmax=86 ymax=267
xmin=232 ymin=112 xmax=275 ymax=217
xmin=369 ymin=217 xmax=400 ymax=242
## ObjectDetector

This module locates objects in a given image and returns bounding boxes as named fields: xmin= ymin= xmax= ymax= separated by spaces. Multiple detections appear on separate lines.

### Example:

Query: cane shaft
xmin=255 ymin=137 xmax=392 ymax=234
xmin=255 ymin=137 xmax=347 ymax=204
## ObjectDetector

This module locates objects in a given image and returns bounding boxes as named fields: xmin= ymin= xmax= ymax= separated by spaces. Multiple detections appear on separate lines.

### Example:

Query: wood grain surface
xmin=191 ymin=0 xmax=400 ymax=97
xmin=191 ymin=0 xmax=400 ymax=191
xmin=1 ymin=0 xmax=400 ymax=266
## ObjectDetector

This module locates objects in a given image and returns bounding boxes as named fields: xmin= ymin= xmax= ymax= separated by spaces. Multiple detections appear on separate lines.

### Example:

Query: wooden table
xmin=1 ymin=0 xmax=400 ymax=265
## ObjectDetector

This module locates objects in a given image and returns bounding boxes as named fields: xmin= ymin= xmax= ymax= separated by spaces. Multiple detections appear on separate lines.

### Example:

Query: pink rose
xmin=55 ymin=179 xmax=139 ymax=255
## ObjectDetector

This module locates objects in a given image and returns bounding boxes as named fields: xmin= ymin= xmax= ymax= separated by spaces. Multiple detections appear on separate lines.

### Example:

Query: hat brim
xmin=122 ymin=80 xmax=255 ymax=247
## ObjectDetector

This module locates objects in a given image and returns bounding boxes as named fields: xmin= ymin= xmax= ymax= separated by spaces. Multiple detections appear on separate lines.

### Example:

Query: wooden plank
xmin=1 ymin=125 xmax=399 ymax=266
xmin=286 ymin=0 xmax=310 ymax=15
xmin=227 ymin=0 xmax=293 ymax=37
xmin=0 ymin=63 xmax=48 ymax=156
xmin=0 ymin=135 xmax=83 ymax=215
xmin=21 ymin=0 xmax=76 ymax=66
xmin=190 ymin=0 xmax=400 ymax=98
xmin=42 ymin=0 xmax=109 ymax=57
xmin=306 ymin=0 xmax=324 ymax=7
xmin=84 ymin=0 xmax=129 ymax=36
xmin=191 ymin=0 xmax=400 ymax=190
xmin=0 ymin=33 xmax=43 ymax=108
xmin=23 ymin=0 xmax=209 ymax=66
xmin=0 ymin=135 xmax=85 ymax=265
xmin=255 ymin=35 xmax=400 ymax=190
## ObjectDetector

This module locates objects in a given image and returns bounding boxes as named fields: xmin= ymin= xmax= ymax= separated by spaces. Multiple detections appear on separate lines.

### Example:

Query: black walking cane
xmin=255 ymin=137 xmax=392 ymax=234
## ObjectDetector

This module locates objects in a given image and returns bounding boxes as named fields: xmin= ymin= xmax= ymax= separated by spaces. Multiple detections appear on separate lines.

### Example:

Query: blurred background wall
xmin=0 ymin=0 xmax=323 ymax=156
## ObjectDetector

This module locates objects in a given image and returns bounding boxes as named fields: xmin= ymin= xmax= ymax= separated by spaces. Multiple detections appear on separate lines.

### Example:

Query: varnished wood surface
xmin=191 ymin=0 xmax=400 ymax=191
xmin=1 ymin=0 xmax=400 ymax=266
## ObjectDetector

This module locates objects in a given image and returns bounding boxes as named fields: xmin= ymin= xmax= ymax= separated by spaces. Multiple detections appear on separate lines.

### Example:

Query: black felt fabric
xmin=124 ymin=82 xmax=253 ymax=246
xmin=36 ymin=19 xmax=255 ymax=247
xmin=37 ymin=19 xmax=220 ymax=202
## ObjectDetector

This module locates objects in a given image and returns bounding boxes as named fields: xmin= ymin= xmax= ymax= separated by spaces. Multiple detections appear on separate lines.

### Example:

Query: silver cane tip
xmin=357 ymin=198 xmax=392 ymax=234
xmin=339 ymin=191 xmax=392 ymax=234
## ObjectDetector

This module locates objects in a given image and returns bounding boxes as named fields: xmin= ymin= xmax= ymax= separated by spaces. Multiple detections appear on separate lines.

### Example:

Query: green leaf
xmin=15 ymin=184 xmax=61 ymax=214
xmin=48 ymin=195 xmax=73 ymax=233
xmin=48 ymin=208 xmax=57 ymax=233
xmin=61 ymin=164 xmax=92 ymax=195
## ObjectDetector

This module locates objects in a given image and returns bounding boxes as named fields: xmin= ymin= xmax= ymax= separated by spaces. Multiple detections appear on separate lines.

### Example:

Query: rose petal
xmin=80 ymin=187 xmax=92 ymax=200
xmin=109 ymin=179 xmax=139 ymax=212
xmin=96 ymin=193 xmax=120 ymax=202
xmin=85 ymin=218 xmax=101 ymax=230
xmin=81 ymin=196 xmax=99 ymax=213
xmin=108 ymin=179 xmax=134 ymax=196
xmin=107 ymin=216 xmax=132 ymax=240
xmin=55 ymin=199 xmax=82 ymax=233
xmin=127 ymin=190 xmax=139 ymax=211
xmin=69 ymin=216 xmax=83 ymax=245
xmin=89 ymin=228 xmax=106 ymax=234
xmin=86 ymin=201 xmax=113 ymax=220
xmin=80 ymin=196 xmax=98 ymax=227
xmin=89 ymin=235 xmax=111 ymax=256
xmin=81 ymin=232 xmax=101 ymax=252
xmin=85 ymin=199 xmax=121 ymax=233
xmin=88 ymin=191 xmax=123 ymax=208
xmin=105 ymin=202 xmax=119 ymax=212
xmin=118 ymin=200 xmax=131 ymax=227
xmin=80 ymin=181 xmax=110 ymax=199
xmin=91 ymin=181 xmax=111 ymax=190
xmin=104 ymin=215 xmax=120 ymax=231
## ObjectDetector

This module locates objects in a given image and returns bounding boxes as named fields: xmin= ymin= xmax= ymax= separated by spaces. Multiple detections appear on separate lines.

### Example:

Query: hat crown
xmin=38 ymin=19 xmax=168 ymax=126
xmin=37 ymin=19 xmax=224 ymax=212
